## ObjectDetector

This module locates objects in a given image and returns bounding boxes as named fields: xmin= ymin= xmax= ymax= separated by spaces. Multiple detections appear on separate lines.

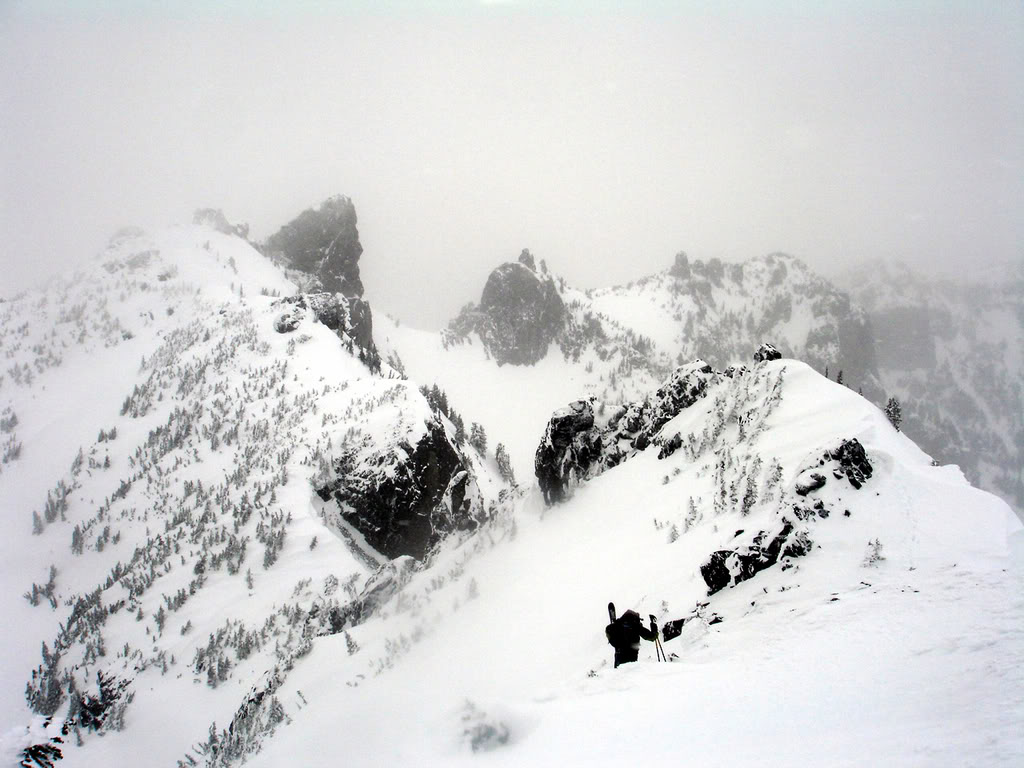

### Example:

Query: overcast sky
xmin=1 ymin=1 xmax=1021 ymax=328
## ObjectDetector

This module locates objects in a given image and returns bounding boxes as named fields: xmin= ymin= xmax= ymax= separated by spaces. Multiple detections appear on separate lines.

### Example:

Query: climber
xmin=605 ymin=605 xmax=658 ymax=667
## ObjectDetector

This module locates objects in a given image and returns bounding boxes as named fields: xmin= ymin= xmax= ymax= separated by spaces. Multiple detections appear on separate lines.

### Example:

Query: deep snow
xmin=0 ymin=226 xmax=1020 ymax=767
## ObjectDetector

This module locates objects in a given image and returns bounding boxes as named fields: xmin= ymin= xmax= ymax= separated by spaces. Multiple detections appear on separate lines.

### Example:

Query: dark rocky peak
xmin=316 ymin=412 xmax=486 ymax=561
xmin=448 ymin=251 xmax=566 ymax=366
xmin=535 ymin=359 xmax=719 ymax=503
xmin=192 ymin=208 xmax=250 ymax=239
xmin=265 ymin=195 xmax=364 ymax=298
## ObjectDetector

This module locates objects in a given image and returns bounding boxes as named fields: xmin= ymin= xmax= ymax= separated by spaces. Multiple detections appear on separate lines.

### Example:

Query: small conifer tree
xmin=885 ymin=396 xmax=903 ymax=432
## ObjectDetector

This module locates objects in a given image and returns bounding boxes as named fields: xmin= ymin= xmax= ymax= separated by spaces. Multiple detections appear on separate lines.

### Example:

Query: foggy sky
xmin=2 ymin=1 xmax=1022 ymax=329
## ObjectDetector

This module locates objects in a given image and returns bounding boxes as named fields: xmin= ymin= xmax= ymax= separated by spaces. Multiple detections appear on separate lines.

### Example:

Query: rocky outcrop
xmin=272 ymin=292 xmax=373 ymax=351
xmin=316 ymin=416 xmax=485 ymax=561
xmin=795 ymin=473 xmax=827 ymax=496
xmin=792 ymin=438 xmax=874 ymax=496
xmin=827 ymin=439 xmax=873 ymax=489
xmin=700 ymin=437 xmax=873 ymax=595
xmin=266 ymin=196 xmax=365 ymax=298
xmin=700 ymin=522 xmax=812 ymax=595
xmin=449 ymin=250 xmax=566 ymax=366
xmin=535 ymin=400 xmax=602 ymax=504
xmin=754 ymin=343 xmax=782 ymax=363
xmin=535 ymin=360 xmax=718 ymax=503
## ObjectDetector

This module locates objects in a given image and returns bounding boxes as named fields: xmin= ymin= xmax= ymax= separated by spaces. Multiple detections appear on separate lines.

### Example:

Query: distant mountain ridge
xmin=420 ymin=248 xmax=1021 ymax=517
xmin=837 ymin=258 xmax=1023 ymax=517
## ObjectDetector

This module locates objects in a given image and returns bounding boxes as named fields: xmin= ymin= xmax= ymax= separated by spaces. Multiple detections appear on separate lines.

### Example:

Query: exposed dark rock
xmin=272 ymin=293 xmax=374 ymax=351
xmin=754 ymin=343 xmax=782 ymax=363
xmin=317 ymin=416 xmax=484 ymax=561
xmin=535 ymin=360 xmax=717 ymax=503
xmin=827 ymin=438 xmax=873 ymax=489
xmin=448 ymin=252 xmax=566 ymax=366
xmin=266 ymin=196 xmax=364 ymax=298
xmin=795 ymin=472 xmax=827 ymax=496
xmin=535 ymin=400 xmax=601 ymax=504
xmin=700 ymin=521 xmax=811 ymax=595
xmin=478 ymin=260 xmax=565 ymax=365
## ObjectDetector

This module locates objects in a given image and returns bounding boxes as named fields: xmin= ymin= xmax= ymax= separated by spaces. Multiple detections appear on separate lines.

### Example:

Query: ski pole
xmin=650 ymin=615 xmax=665 ymax=662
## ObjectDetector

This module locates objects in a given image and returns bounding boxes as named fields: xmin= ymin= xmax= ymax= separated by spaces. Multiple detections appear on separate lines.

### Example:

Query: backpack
xmin=605 ymin=610 xmax=640 ymax=649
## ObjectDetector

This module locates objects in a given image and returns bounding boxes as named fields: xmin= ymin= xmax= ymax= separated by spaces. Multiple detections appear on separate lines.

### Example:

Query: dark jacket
xmin=605 ymin=609 xmax=656 ymax=667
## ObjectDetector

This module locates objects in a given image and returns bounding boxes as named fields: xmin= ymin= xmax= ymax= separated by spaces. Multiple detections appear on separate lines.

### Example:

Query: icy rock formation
xmin=265 ymin=195 xmax=365 ymax=298
xmin=272 ymin=292 xmax=374 ymax=350
xmin=317 ymin=417 xmax=485 ymax=560
xmin=449 ymin=250 xmax=566 ymax=366
xmin=535 ymin=360 xmax=718 ymax=503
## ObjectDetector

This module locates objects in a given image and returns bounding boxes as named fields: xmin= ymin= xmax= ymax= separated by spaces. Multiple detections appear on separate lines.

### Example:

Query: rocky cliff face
xmin=448 ymin=250 xmax=565 ymax=366
xmin=265 ymin=196 xmax=365 ymax=298
xmin=317 ymin=412 xmax=486 ymax=561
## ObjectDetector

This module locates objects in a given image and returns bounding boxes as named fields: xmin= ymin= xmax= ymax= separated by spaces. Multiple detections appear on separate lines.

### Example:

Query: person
xmin=605 ymin=609 xmax=658 ymax=667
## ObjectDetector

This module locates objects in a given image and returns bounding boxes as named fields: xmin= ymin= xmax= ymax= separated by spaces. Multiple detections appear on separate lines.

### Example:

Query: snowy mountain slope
xmin=245 ymin=359 xmax=1022 ymax=767
xmin=0 ymin=225 xmax=507 ymax=767
xmin=1 ymin=223 xmax=1021 ymax=768
xmin=838 ymin=259 xmax=1024 ymax=518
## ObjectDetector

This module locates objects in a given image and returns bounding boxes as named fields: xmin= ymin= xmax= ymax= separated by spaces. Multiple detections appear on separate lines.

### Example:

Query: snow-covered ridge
xmin=1 ymin=224 xmax=508 ymax=766
xmin=250 ymin=348 xmax=1020 ymax=767
xmin=1 ymin=224 xmax=1021 ymax=767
